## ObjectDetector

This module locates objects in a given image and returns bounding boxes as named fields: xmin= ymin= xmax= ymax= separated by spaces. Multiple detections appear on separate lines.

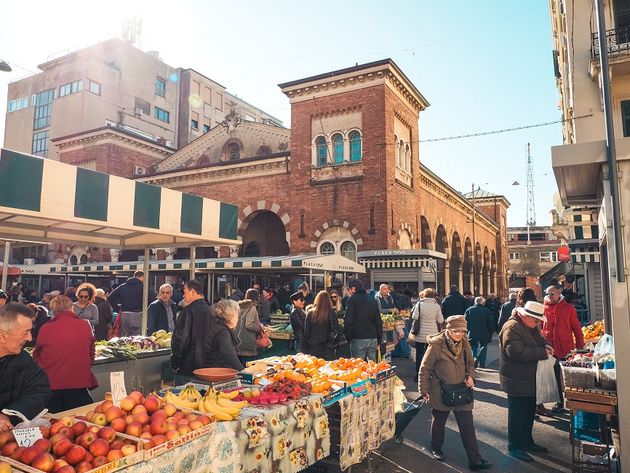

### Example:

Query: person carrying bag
xmin=410 ymin=288 xmax=445 ymax=383
xmin=419 ymin=315 xmax=491 ymax=471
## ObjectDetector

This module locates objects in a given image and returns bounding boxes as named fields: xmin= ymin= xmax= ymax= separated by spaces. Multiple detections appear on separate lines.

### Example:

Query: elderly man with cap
xmin=499 ymin=300 xmax=553 ymax=463
xmin=419 ymin=315 xmax=491 ymax=470
xmin=289 ymin=291 xmax=307 ymax=353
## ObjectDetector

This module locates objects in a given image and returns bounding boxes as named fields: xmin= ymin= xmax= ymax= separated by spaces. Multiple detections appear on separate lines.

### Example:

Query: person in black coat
xmin=442 ymin=286 xmax=468 ymax=317
xmin=484 ymin=293 xmax=502 ymax=331
xmin=497 ymin=293 xmax=517 ymax=333
xmin=0 ymin=303 xmax=51 ymax=431
xmin=205 ymin=299 xmax=243 ymax=371
xmin=304 ymin=291 xmax=340 ymax=360
xmin=344 ymin=279 xmax=383 ymax=361
xmin=147 ymin=284 xmax=179 ymax=335
xmin=289 ymin=292 xmax=306 ymax=353
xmin=464 ymin=297 xmax=495 ymax=368
xmin=107 ymin=270 xmax=145 ymax=336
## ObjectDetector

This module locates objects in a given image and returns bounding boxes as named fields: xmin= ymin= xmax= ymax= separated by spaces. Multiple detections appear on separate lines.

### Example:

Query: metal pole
xmin=471 ymin=183 xmax=477 ymax=295
xmin=141 ymin=248 xmax=150 ymax=336
xmin=189 ymin=246 xmax=196 ymax=282
xmin=595 ymin=0 xmax=625 ymax=283
xmin=1 ymin=241 xmax=10 ymax=291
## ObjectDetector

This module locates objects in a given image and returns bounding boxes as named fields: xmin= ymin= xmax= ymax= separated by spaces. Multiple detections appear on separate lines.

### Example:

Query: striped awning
xmin=0 ymin=149 xmax=239 ymax=248
xmin=358 ymin=257 xmax=437 ymax=271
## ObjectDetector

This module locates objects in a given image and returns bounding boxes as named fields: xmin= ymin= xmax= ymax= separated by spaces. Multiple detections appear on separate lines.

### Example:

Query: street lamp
xmin=0 ymin=60 xmax=11 ymax=72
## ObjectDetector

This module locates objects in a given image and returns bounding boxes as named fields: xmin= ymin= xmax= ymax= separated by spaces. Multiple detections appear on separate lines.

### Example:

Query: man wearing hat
xmin=499 ymin=300 xmax=552 ymax=462
xmin=289 ymin=292 xmax=306 ymax=353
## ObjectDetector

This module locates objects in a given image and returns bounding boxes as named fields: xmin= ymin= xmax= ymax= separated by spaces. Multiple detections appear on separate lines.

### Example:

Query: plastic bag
xmin=536 ymin=356 xmax=560 ymax=405
xmin=594 ymin=334 xmax=614 ymax=356
xmin=1 ymin=408 xmax=50 ymax=428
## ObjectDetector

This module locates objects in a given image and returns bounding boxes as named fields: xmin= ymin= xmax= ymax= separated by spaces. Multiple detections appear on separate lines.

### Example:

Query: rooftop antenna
xmin=526 ymin=143 xmax=536 ymax=244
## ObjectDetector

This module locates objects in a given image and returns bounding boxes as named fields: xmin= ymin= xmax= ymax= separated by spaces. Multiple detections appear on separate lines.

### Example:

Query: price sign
xmin=13 ymin=427 xmax=43 ymax=447
xmin=110 ymin=371 xmax=127 ymax=406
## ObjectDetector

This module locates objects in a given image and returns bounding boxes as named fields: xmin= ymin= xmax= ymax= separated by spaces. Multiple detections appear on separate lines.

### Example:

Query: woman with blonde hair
xmin=410 ymin=287 xmax=444 ymax=383
xmin=73 ymin=282 xmax=99 ymax=331
xmin=303 ymin=290 xmax=340 ymax=360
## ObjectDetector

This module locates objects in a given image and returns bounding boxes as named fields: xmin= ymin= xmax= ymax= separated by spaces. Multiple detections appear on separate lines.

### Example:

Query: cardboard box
xmin=0 ymin=457 xmax=21 ymax=472
xmin=141 ymin=422 xmax=214 ymax=460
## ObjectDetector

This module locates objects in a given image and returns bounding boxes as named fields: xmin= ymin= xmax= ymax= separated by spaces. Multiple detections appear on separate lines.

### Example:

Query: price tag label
xmin=110 ymin=371 xmax=127 ymax=406
xmin=13 ymin=427 xmax=43 ymax=447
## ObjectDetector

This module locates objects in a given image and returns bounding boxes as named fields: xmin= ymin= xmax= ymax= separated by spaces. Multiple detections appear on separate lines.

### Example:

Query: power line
xmin=419 ymin=114 xmax=592 ymax=143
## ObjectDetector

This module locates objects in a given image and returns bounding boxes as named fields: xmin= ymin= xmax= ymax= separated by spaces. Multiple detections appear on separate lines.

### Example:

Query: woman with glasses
xmin=72 ymin=283 xmax=99 ymax=332
xmin=419 ymin=315 xmax=491 ymax=471
xmin=329 ymin=289 xmax=342 ymax=313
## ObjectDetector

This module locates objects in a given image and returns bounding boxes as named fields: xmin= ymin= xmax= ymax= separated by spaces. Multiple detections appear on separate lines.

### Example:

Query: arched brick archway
xmin=435 ymin=225 xmax=449 ymax=297
xmin=463 ymin=238 xmax=473 ymax=294
xmin=490 ymin=250 xmax=497 ymax=294
xmin=483 ymin=246 xmax=490 ymax=297
xmin=239 ymin=200 xmax=291 ymax=248
xmin=474 ymin=242 xmax=482 ymax=296
xmin=419 ymin=216 xmax=432 ymax=250
xmin=450 ymin=231 xmax=463 ymax=291
xmin=310 ymin=218 xmax=364 ymax=250
xmin=396 ymin=222 xmax=415 ymax=249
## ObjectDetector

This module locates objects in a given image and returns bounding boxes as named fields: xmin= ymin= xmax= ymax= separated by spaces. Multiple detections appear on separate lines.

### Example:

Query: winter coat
xmin=202 ymin=318 xmax=244 ymax=371
xmin=290 ymin=307 xmax=306 ymax=352
xmin=542 ymin=299 xmax=585 ymax=359
xmin=147 ymin=299 xmax=179 ymax=335
xmin=170 ymin=299 xmax=212 ymax=376
xmin=465 ymin=304 xmax=495 ymax=343
xmin=108 ymin=277 xmax=144 ymax=312
xmin=498 ymin=315 xmax=548 ymax=396
xmin=497 ymin=299 xmax=516 ymax=333
xmin=236 ymin=300 xmax=262 ymax=357
xmin=410 ymin=298 xmax=444 ymax=343
xmin=344 ymin=291 xmax=383 ymax=343
xmin=485 ymin=298 xmax=502 ymax=316
xmin=304 ymin=309 xmax=340 ymax=360
xmin=258 ymin=297 xmax=271 ymax=324
xmin=375 ymin=294 xmax=395 ymax=313
xmin=25 ymin=306 xmax=51 ymax=348
xmin=93 ymin=296 xmax=113 ymax=341
xmin=441 ymin=290 xmax=468 ymax=317
xmin=33 ymin=311 xmax=97 ymax=391
xmin=0 ymin=351 xmax=50 ymax=425
xmin=419 ymin=332 xmax=476 ymax=412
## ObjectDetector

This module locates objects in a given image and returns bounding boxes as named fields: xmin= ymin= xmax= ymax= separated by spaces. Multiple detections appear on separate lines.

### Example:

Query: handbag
xmin=256 ymin=323 xmax=272 ymax=349
xmin=408 ymin=302 xmax=422 ymax=341
xmin=327 ymin=312 xmax=347 ymax=349
xmin=436 ymin=348 xmax=474 ymax=407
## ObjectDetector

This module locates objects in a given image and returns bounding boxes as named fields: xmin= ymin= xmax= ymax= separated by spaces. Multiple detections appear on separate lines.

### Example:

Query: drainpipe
xmin=595 ymin=0 xmax=625 ymax=282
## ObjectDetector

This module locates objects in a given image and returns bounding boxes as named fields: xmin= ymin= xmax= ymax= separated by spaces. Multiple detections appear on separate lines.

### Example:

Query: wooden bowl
xmin=193 ymin=367 xmax=239 ymax=382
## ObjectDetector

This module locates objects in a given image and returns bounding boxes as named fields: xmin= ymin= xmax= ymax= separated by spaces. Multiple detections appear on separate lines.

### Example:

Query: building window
xmin=332 ymin=133 xmax=344 ymax=164
xmin=228 ymin=143 xmax=240 ymax=160
xmin=32 ymin=130 xmax=49 ymax=157
xmin=7 ymin=97 xmax=29 ymax=113
xmin=349 ymin=130 xmax=362 ymax=161
xmin=319 ymin=241 xmax=335 ymax=255
xmin=509 ymin=252 xmax=519 ymax=260
xmin=340 ymin=241 xmax=357 ymax=261
xmin=33 ymin=89 xmax=54 ymax=130
xmin=574 ymin=225 xmax=584 ymax=239
xmin=154 ymin=107 xmax=170 ymax=123
xmin=622 ymin=100 xmax=630 ymax=137
xmin=191 ymin=119 xmax=199 ymax=130
xmin=88 ymin=80 xmax=101 ymax=95
xmin=134 ymin=98 xmax=150 ymax=116
xmin=203 ymin=124 xmax=210 ymax=133
xmin=315 ymin=136 xmax=328 ymax=166
xmin=539 ymin=251 xmax=558 ymax=263
xmin=59 ymin=80 xmax=83 ymax=97
xmin=257 ymin=145 xmax=272 ymax=156
xmin=155 ymin=78 xmax=166 ymax=97
xmin=591 ymin=224 xmax=599 ymax=239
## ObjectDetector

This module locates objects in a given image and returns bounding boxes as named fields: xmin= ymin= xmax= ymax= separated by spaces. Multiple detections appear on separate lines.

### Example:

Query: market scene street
xmin=0 ymin=1 xmax=627 ymax=472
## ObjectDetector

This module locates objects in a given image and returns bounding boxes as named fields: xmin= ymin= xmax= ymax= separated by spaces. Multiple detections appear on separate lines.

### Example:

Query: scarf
xmin=444 ymin=331 xmax=463 ymax=357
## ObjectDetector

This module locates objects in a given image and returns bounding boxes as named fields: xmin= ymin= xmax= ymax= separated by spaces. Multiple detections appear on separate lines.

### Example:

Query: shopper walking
xmin=419 ymin=315 xmax=491 ymax=471
xmin=303 ymin=291 xmax=340 ymax=360
xmin=441 ymin=285 xmax=468 ymax=317
xmin=465 ymin=297 xmax=495 ymax=368
xmin=499 ymin=300 xmax=552 ymax=462
xmin=409 ymin=288 xmax=444 ymax=383
xmin=236 ymin=289 xmax=263 ymax=365
xmin=289 ymin=292 xmax=307 ymax=353
xmin=93 ymin=289 xmax=113 ymax=341
xmin=108 ymin=270 xmax=144 ymax=336
xmin=497 ymin=292 xmax=517 ymax=333
xmin=344 ymin=279 xmax=383 ymax=361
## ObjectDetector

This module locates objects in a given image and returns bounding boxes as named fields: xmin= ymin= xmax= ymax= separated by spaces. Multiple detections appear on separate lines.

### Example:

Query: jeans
xmin=415 ymin=342 xmax=429 ymax=378
xmin=350 ymin=338 xmax=378 ymax=361
xmin=469 ymin=340 xmax=488 ymax=367
xmin=507 ymin=395 xmax=537 ymax=450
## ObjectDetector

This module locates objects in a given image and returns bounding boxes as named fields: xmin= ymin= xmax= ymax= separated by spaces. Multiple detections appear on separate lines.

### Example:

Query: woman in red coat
xmin=33 ymin=295 xmax=97 ymax=413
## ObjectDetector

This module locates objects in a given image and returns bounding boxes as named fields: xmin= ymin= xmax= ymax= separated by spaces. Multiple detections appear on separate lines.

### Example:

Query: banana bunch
xmin=180 ymin=385 xmax=202 ymax=404
xmin=198 ymin=389 xmax=248 ymax=421
xmin=164 ymin=386 xmax=200 ymax=410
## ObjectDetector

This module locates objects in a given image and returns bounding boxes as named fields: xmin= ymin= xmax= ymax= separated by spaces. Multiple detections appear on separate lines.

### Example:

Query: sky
xmin=0 ymin=0 xmax=562 ymax=227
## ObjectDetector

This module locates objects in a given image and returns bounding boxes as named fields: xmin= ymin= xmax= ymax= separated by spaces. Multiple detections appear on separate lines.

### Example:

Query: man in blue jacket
xmin=147 ymin=284 xmax=179 ymax=335
xmin=465 ymin=297 xmax=495 ymax=368
xmin=108 ymin=270 xmax=144 ymax=336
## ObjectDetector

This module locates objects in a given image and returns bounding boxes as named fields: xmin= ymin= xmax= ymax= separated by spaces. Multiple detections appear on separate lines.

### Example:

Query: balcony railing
xmin=592 ymin=25 xmax=630 ymax=58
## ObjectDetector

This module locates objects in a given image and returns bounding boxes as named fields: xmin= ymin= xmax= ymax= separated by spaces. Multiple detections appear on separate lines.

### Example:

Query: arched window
xmin=340 ymin=241 xmax=357 ymax=261
xmin=332 ymin=133 xmax=344 ymax=164
xmin=69 ymin=255 xmax=78 ymax=265
xmin=319 ymin=241 xmax=335 ymax=255
xmin=394 ymin=134 xmax=400 ymax=167
xmin=80 ymin=254 xmax=88 ymax=264
xmin=228 ymin=143 xmax=240 ymax=160
xmin=315 ymin=136 xmax=328 ymax=166
xmin=349 ymin=131 xmax=361 ymax=162
xmin=257 ymin=145 xmax=272 ymax=156
xmin=405 ymin=144 xmax=411 ymax=173
xmin=243 ymin=241 xmax=261 ymax=257
xmin=399 ymin=140 xmax=404 ymax=168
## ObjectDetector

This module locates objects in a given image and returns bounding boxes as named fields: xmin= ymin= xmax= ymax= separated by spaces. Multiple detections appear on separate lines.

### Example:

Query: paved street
xmin=314 ymin=339 xmax=573 ymax=472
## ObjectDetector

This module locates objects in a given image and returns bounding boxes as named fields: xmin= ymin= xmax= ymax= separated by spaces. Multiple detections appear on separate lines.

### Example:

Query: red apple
xmin=150 ymin=419 xmax=168 ymax=435
xmin=110 ymin=440 xmax=124 ymax=451
xmin=49 ymin=421 xmax=66 ymax=436
xmin=165 ymin=430 xmax=179 ymax=440
xmin=163 ymin=403 xmax=177 ymax=417
xmin=172 ymin=411 xmax=185 ymax=420
xmin=85 ymin=452 xmax=93 ymax=463
xmin=105 ymin=406 xmax=125 ymax=423
xmin=39 ymin=426 xmax=50 ymax=439
xmin=65 ymin=445 xmax=87 ymax=465
xmin=99 ymin=400 xmax=113 ymax=413
xmin=125 ymin=421 xmax=143 ymax=437
xmin=134 ymin=412 xmax=150 ymax=426
xmin=52 ymin=458 xmax=69 ymax=471
xmin=10 ymin=446 xmax=25 ymax=461
xmin=143 ymin=395 xmax=161 ymax=414
xmin=58 ymin=427 xmax=75 ymax=440
xmin=189 ymin=420 xmax=204 ymax=431
xmin=131 ymin=404 xmax=147 ymax=416
xmin=106 ymin=449 xmax=123 ymax=462
xmin=1 ymin=441 xmax=18 ymax=456
xmin=139 ymin=432 xmax=152 ymax=440
xmin=151 ymin=410 xmax=167 ymax=422
xmin=119 ymin=396 xmax=137 ymax=413
xmin=176 ymin=419 xmax=189 ymax=426
xmin=125 ymin=415 xmax=135 ymax=425
xmin=151 ymin=434 xmax=166 ymax=446
xmin=75 ymin=461 xmax=93 ymax=473
xmin=31 ymin=452 xmax=55 ymax=472
xmin=142 ymin=425 xmax=151 ymax=433
xmin=110 ymin=418 xmax=127 ymax=433
xmin=128 ymin=391 xmax=144 ymax=405
xmin=143 ymin=438 xmax=155 ymax=449
xmin=56 ymin=466 xmax=76 ymax=473
xmin=84 ymin=411 xmax=95 ymax=422
xmin=0 ymin=431 xmax=14 ymax=448
xmin=120 ymin=444 xmax=136 ymax=456
xmin=98 ymin=426 xmax=117 ymax=443
xmin=52 ymin=438 xmax=73 ymax=456
xmin=33 ymin=438 xmax=52 ymax=453
xmin=89 ymin=438 xmax=110 ymax=457
xmin=197 ymin=415 xmax=211 ymax=426
xmin=186 ymin=413 xmax=197 ymax=422
xmin=71 ymin=421 xmax=87 ymax=437
xmin=20 ymin=445 xmax=43 ymax=465
xmin=177 ymin=425 xmax=191 ymax=436
xmin=76 ymin=432 xmax=97 ymax=449
xmin=92 ymin=455 xmax=108 ymax=467
xmin=49 ymin=433 xmax=67 ymax=446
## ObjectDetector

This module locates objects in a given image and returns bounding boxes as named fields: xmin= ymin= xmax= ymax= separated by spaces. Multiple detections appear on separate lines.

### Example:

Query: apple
xmin=65 ymin=445 xmax=87 ymax=465
xmin=85 ymin=453 xmax=93 ymax=463
xmin=139 ymin=432 xmax=153 ymax=440
xmin=125 ymin=415 xmax=135 ymax=425
xmin=58 ymin=427 xmax=75 ymax=440
xmin=10 ymin=446 xmax=25 ymax=461
xmin=189 ymin=420 xmax=204 ymax=431
xmin=20 ymin=445 xmax=43 ymax=465
xmin=166 ymin=422 xmax=177 ymax=431
xmin=56 ymin=466 xmax=77 ymax=473
xmin=119 ymin=396 xmax=137 ymax=412
xmin=31 ymin=452 xmax=55 ymax=472
xmin=92 ymin=413 xmax=107 ymax=426
xmin=105 ymin=406 xmax=125 ymax=423
xmin=87 ymin=426 xmax=100 ymax=434
xmin=241 ymin=388 xmax=252 ymax=398
xmin=165 ymin=430 xmax=179 ymax=440
xmin=172 ymin=411 xmax=185 ymax=421
xmin=142 ymin=425 xmax=151 ymax=433
xmin=134 ymin=412 xmax=150 ymax=426
xmin=53 ymin=438 xmax=73 ymax=456
xmin=251 ymin=388 xmax=261 ymax=397
xmin=98 ymin=426 xmax=117 ymax=443
xmin=125 ymin=421 xmax=143 ymax=437
xmin=1 ymin=442 xmax=18 ymax=456
xmin=110 ymin=418 xmax=127 ymax=433
xmin=143 ymin=395 xmax=161 ymax=414
xmin=75 ymin=461 xmax=93 ymax=473
xmin=163 ymin=403 xmax=177 ymax=417
xmin=197 ymin=415 xmax=211 ymax=426
xmin=150 ymin=420 xmax=168 ymax=435
xmin=177 ymin=424 xmax=191 ymax=436
xmin=131 ymin=404 xmax=147 ymax=416
xmin=39 ymin=426 xmax=50 ymax=439
xmin=49 ymin=421 xmax=66 ymax=436
xmin=0 ymin=431 xmax=14 ymax=448
xmin=151 ymin=410 xmax=167 ymax=422
xmin=0 ymin=461 xmax=11 ymax=473
xmin=106 ymin=449 xmax=124 ymax=462
xmin=110 ymin=440 xmax=124 ymax=451
xmin=33 ymin=438 xmax=52 ymax=453
xmin=71 ymin=421 xmax=87 ymax=437
xmin=76 ymin=432 xmax=97 ymax=449
xmin=120 ymin=444 xmax=136 ymax=456
xmin=99 ymin=400 xmax=114 ymax=413
xmin=50 ymin=433 xmax=67 ymax=446
xmin=89 ymin=438 xmax=110 ymax=457
xmin=186 ymin=413 xmax=198 ymax=422
xmin=84 ymin=411 xmax=95 ymax=421
xmin=128 ymin=391 xmax=144 ymax=405
xmin=59 ymin=417 xmax=74 ymax=427
xmin=144 ymin=438 xmax=155 ymax=449
xmin=176 ymin=419 xmax=189 ymax=427
xmin=52 ymin=458 xmax=69 ymax=471
xmin=92 ymin=455 xmax=108 ymax=467
xmin=151 ymin=434 xmax=166 ymax=446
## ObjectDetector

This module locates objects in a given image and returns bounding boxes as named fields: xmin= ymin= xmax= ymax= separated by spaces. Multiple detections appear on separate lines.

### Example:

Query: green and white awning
xmin=0 ymin=149 xmax=239 ymax=248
